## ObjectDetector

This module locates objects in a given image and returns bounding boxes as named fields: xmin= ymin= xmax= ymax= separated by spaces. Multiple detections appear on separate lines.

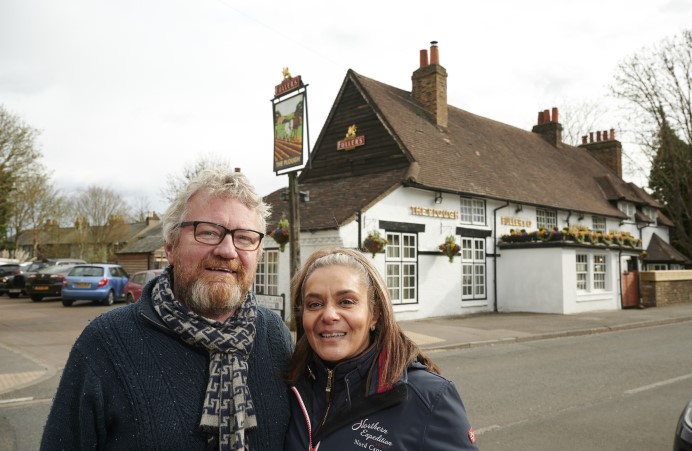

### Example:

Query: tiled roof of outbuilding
xmin=645 ymin=233 xmax=691 ymax=264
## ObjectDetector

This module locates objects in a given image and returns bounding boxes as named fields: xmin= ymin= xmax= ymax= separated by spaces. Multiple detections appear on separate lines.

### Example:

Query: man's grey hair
xmin=162 ymin=168 xmax=271 ymax=246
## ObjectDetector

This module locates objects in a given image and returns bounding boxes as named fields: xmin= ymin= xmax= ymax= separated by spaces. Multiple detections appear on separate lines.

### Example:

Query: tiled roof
xmin=351 ymin=70 xmax=640 ymax=217
xmin=266 ymin=69 xmax=665 ymax=231
xmin=645 ymin=233 xmax=691 ymax=264
xmin=117 ymin=224 xmax=163 ymax=254
xmin=265 ymin=169 xmax=407 ymax=231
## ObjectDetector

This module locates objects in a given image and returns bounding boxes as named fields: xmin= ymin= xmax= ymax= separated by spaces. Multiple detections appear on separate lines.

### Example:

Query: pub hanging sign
xmin=337 ymin=124 xmax=365 ymax=151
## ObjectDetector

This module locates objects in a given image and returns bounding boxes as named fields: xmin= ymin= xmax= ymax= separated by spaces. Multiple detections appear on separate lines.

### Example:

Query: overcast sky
xmin=1 ymin=0 xmax=690 ymax=215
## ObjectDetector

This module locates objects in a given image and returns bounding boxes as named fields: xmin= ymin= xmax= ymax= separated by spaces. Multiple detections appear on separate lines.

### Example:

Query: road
xmin=435 ymin=322 xmax=692 ymax=450
xmin=1 ymin=297 xmax=691 ymax=450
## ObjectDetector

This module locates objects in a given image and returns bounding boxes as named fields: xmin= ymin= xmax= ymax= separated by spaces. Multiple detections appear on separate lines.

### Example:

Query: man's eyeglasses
xmin=178 ymin=221 xmax=264 ymax=251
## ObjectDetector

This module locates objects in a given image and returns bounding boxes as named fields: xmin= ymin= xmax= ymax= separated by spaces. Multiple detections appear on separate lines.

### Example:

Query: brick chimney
xmin=579 ymin=128 xmax=622 ymax=178
xmin=531 ymin=107 xmax=563 ymax=147
xmin=411 ymin=41 xmax=448 ymax=129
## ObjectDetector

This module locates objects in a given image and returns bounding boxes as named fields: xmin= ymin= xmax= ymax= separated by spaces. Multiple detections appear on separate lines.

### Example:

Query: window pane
xmin=576 ymin=254 xmax=588 ymax=290
xmin=386 ymin=233 xmax=400 ymax=258
xmin=460 ymin=198 xmax=472 ymax=223
xmin=472 ymin=199 xmax=485 ymax=224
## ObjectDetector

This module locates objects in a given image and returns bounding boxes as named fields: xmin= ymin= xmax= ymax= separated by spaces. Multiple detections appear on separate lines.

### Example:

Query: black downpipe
xmin=493 ymin=201 xmax=510 ymax=312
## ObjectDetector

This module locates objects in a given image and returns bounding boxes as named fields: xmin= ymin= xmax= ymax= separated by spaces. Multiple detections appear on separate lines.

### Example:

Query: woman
xmin=285 ymin=247 xmax=478 ymax=450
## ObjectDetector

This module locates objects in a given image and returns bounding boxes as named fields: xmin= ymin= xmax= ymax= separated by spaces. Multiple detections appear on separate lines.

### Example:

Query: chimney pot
xmin=603 ymin=130 xmax=608 ymax=140
xmin=234 ymin=167 xmax=241 ymax=172
xmin=537 ymin=111 xmax=544 ymax=125
xmin=582 ymin=135 xmax=587 ymax=144
xmin=589 ymin=132 xmax=594 ymax=143
xmin=597 ymin=131 xmax=602 ymax=142
xmin=430 ymin=41 xmax=439 ymax=65
xmin=610 ymin=128 xmax=615 ymax=140
xmin=419 ymin=49 xmax=428 ymax=68
xmin=543 ymin=109 xmax=551 ymax=123
xmin=551 ymin=107 xmax=559 ymax=123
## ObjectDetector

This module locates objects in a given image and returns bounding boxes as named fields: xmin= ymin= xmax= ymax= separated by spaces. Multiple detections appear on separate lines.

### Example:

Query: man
xmin=40 ymin=169 xmax=293 ymax=451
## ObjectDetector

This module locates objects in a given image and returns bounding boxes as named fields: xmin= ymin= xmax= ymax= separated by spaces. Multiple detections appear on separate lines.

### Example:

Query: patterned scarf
xmin=151 ymin=267 xmax=257 ymax=450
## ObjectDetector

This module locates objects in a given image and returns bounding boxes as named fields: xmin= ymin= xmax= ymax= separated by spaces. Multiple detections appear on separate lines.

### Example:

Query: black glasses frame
xmin=178 ymin=221 xmax=264 ymax=250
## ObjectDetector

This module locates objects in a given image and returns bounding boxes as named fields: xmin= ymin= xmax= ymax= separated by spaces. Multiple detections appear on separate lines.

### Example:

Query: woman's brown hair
xmin=287 ymin=247 xmax=439 ymax=386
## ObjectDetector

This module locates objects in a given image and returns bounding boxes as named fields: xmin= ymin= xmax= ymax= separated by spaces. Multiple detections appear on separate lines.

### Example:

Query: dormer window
xmin=643 ymin=207 xmax=658 ymax=226
xmin=619 ymin=201 xmax=635 ymax=222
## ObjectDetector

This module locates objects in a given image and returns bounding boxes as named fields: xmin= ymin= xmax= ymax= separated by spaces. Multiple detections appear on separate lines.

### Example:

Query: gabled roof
xmin=117 ymin=224 xmax=163 ymax=254
xmin=268 ymin=69 xmax=663 ymax=230
xmin=645 ymin=233 xmax=691 ymax=264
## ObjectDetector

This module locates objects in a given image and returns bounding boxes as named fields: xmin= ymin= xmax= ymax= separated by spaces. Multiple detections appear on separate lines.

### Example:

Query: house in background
xmin=262 ymin=42 xmax=684 ymax=321
xmin=115 ymin=223 xmax=166 ymax=275
xmin=13 ymin=212 xmax=162 ymax=269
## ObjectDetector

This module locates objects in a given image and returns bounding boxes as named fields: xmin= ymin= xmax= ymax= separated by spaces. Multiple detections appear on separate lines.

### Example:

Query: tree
xmin=558 ymin=99 xmax=609 ymax=146
xmin=0 ymin=105 xmax=42 ymax=244
xmin=72 ymin=186 xmax=131 ymax=262
xmin=6 ymin=164 xmax=66 ymax=258
xmin=611 ymin=30 xmax=692 ymax=258
xmin=160 ymin=154 xmax=232 ymax=204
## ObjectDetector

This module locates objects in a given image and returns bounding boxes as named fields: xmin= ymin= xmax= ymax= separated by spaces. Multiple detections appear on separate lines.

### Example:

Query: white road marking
xmin=624 ymin=373 xmax=692 ymax=395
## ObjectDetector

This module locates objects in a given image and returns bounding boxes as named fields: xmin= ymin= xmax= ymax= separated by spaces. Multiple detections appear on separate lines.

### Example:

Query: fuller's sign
xmin=410 ymin=206 xmax=460 ymax=220
xmin=275 ymin=68 xmax=302 ymax=96
xmin=337 ymin=124 xmax=365 ymax=151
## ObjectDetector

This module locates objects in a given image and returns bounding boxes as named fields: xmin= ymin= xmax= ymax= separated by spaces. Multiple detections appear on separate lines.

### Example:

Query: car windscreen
xmin=70 ymin=266 xmax=105 ymax=277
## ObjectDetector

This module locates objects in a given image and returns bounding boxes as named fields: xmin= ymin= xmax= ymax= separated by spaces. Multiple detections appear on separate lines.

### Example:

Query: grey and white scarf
xmin=152 ymin=267 xmax=257 ymax=450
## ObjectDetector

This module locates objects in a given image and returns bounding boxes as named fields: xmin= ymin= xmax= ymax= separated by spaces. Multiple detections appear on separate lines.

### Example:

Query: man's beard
xmin=172 ymin=255 xmax=251 ymax=319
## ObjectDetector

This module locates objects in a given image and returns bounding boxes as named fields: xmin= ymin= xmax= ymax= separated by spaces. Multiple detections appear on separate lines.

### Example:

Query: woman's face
xmin=302 ymin=265 xmax=377 ymax=364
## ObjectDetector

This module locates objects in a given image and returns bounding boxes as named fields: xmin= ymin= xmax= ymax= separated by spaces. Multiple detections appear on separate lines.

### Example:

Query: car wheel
xmin=30 ymin=295 xmax=43 ymax=302
xmin=62 ymin=299 xmax=73 ymax=307
xmin=101 ymin=291 xmax=115 ymax=306
xmin=126 ymin=293 xmax=135 ymax=304
xmin=8 ymin=292 xmax=20 ymax=298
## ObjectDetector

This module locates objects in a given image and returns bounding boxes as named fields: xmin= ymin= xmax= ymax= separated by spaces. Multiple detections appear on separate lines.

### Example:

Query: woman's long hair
xmin=287 ymin=247 xmax=439 ymax=386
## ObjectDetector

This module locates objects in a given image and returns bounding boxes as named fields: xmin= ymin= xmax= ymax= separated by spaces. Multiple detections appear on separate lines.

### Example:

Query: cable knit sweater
xmin=40 ymin=281 xmax=293 ymax=451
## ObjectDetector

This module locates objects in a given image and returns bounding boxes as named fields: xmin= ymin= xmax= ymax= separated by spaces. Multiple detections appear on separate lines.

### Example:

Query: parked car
xmin=0 ymin=262 xmax=32 ymax=297
xmin=24 ymin=264 xmax=77 ymax=302
xmin=675 ymin=398 xmax=692 ymax=451
xmin=61 ymin=264 xmax=129 ymax=307
xmin=2 ymin=259 xmax=86 ymax=298
xmin=123 ymin=269 xmax=163 ymax=303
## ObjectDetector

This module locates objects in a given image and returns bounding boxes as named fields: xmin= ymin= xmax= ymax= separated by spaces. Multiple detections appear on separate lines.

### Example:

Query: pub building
xmin=258 ymin=42 xmax=679 ymax=321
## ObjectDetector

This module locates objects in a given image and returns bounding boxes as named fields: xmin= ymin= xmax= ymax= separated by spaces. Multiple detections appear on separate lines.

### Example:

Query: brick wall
xmin=640 ymin=271 xmax=692 ymax=307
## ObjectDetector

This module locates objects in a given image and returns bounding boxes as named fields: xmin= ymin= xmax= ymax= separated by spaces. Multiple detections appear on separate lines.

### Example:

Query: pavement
xmin=2 ymin=303 xmax=692 ymax=397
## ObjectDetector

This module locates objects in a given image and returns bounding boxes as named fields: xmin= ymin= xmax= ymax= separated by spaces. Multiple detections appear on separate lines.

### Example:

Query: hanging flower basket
xmin=438 ymin=235 xmax=461 ymax=263
xmin=363 ymin=231 xmax=387 ymax=258
xmin=270 ymin=219 xmax=290 ymax=252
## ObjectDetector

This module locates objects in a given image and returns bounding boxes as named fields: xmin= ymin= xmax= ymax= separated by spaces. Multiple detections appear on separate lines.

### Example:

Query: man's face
xmin=164 ymin=192 xmax=262 ymax=321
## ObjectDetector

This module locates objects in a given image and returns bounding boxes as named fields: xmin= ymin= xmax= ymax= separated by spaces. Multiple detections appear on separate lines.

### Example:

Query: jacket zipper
xmin=318 ymin=368 xmax=335 ymax=431
xmin=290 ymin=386 xmax=319 ymax=451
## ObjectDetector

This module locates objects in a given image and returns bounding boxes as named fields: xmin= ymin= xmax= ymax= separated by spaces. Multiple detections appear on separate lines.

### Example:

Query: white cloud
xmin=1 ymin=0 xmax=689 ymax=213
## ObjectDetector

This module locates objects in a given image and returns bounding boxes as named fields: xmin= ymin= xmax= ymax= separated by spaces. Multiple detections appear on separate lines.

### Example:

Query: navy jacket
xmin=40 ymin=280 xmax=293 ymax=451
xmin=285 ymin=347 xmax=479 ymax=450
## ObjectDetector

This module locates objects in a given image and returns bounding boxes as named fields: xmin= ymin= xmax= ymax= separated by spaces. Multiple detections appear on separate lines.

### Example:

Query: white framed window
xmin=619 ymin=202 xmax=635 ymax=221
xmin=536 ymin=208 xmax=557 ymax=230
xmin=643 ymin=207 xmax=658 ymax=226
xmin=461 ymin=237 xmax=486 ymax=300
xmin=386 ymin=232 xmax=417 ymax=304
xmin=593 ymin=255 xmax=607 ymax=289
xmin=592 ymin=216 xmax=606 ymax=234
xmin=460 ymin=198 xmax=486 ymax=225
xmin=576 ymin=254 xmax=588 ymax=290
xmin=254 ymin=250 xmax=279 ymax=295
xmin=576 ymin=253 xmax=608 ymax=291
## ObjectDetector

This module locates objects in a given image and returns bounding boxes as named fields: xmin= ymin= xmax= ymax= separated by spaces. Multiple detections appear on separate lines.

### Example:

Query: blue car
xmin=62 ymin=264 xmax=130 ymax=307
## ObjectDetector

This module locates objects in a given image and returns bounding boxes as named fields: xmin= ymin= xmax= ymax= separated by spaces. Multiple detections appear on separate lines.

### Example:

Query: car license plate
xmin=35 ymin=286 xmax=49 ymax=291
xmin=75 ymin=283 xmax=90 ymax=288
xmin=9 ymin=288 xmax=21 ymax=293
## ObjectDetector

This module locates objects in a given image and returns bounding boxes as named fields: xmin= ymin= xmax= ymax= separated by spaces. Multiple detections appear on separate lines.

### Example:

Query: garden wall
xmin=639 ymin=271 xmax=692 ymax=307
